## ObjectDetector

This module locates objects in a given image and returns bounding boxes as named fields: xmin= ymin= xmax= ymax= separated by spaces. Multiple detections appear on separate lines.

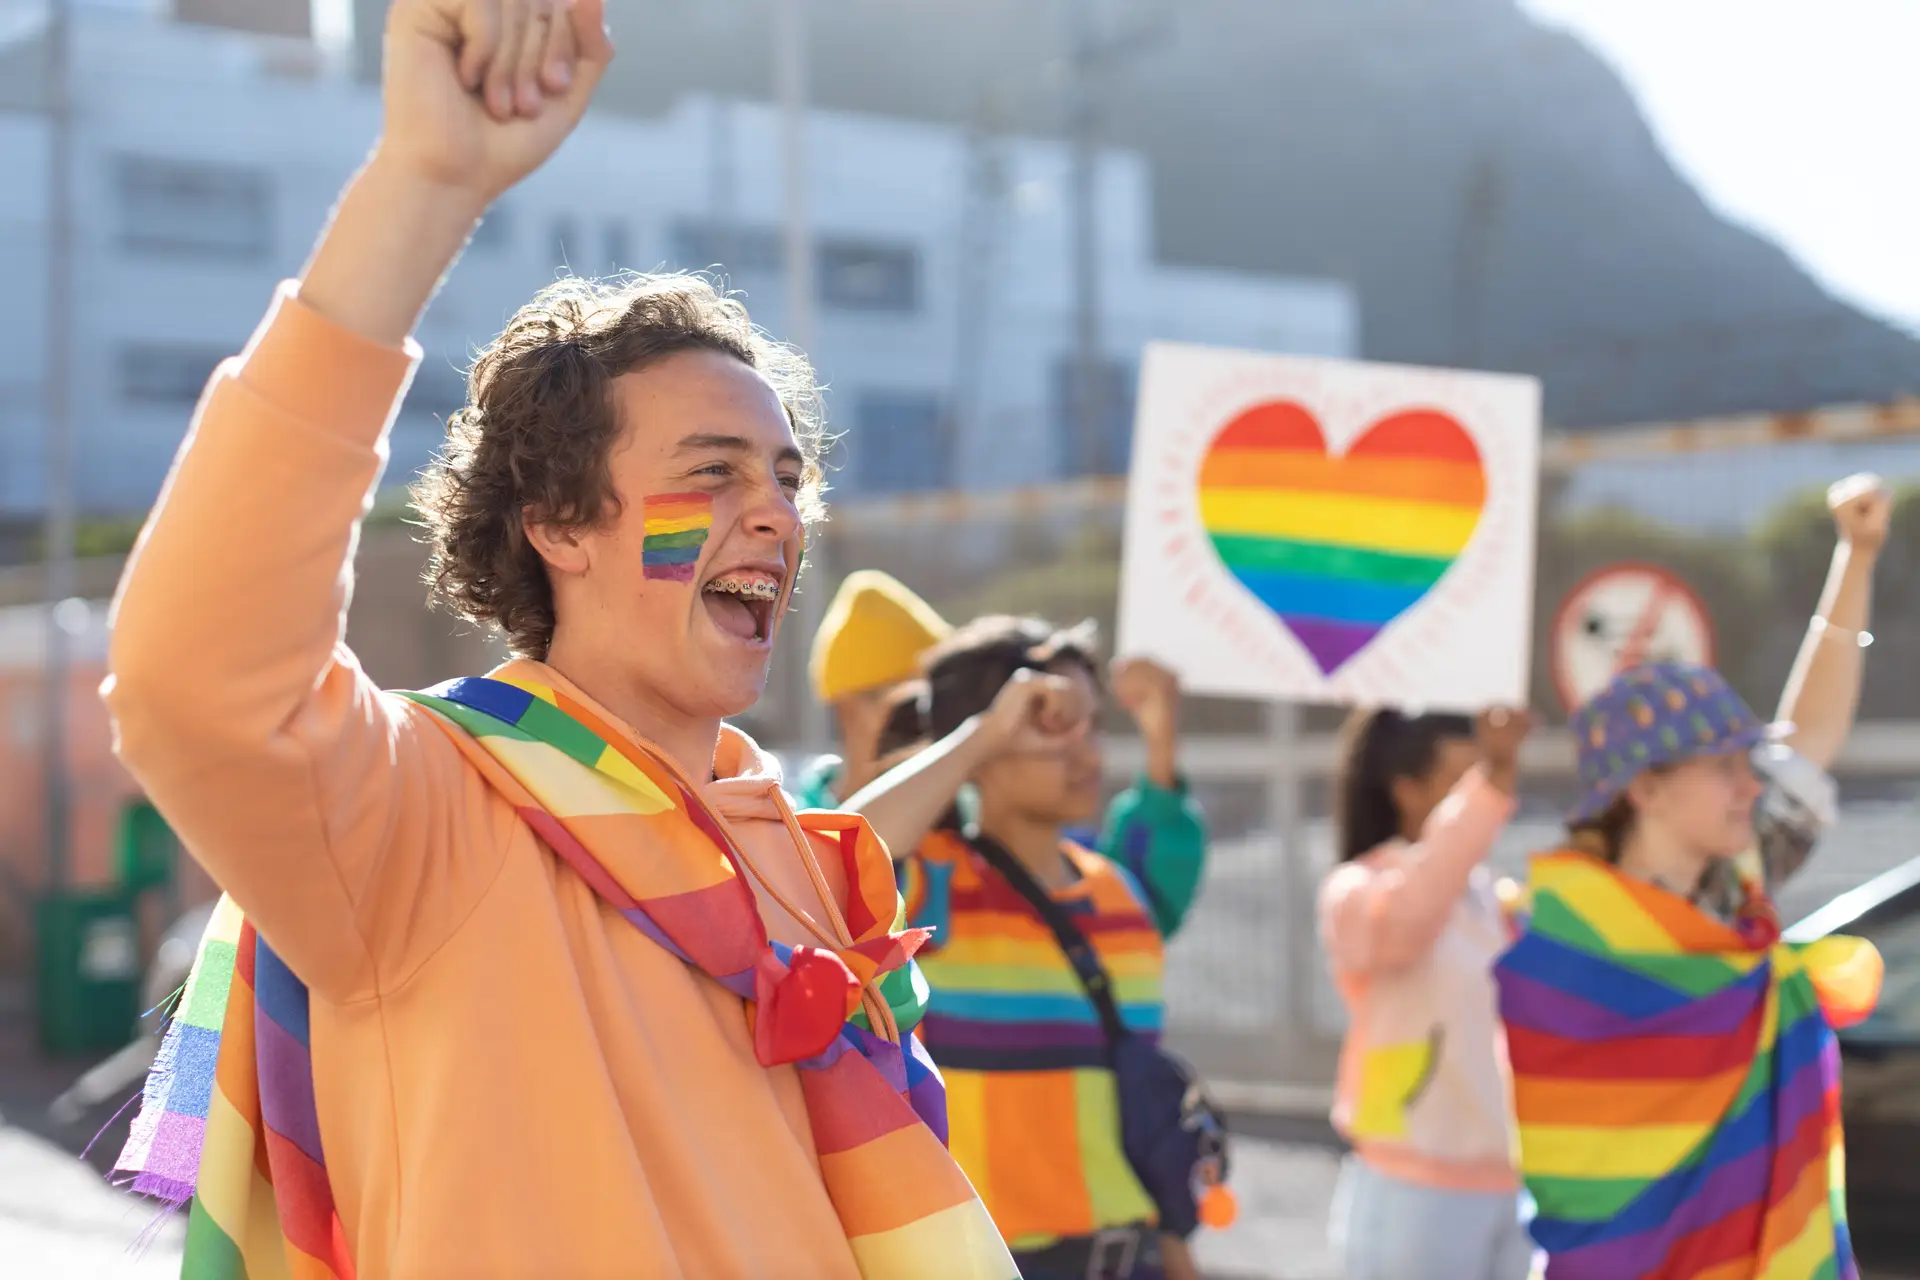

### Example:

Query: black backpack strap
xmin=968 ymin=833 xmax=1129 ymax=1047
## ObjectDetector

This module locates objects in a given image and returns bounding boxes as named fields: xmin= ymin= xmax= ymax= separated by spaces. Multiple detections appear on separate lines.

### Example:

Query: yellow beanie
xmin=809 ymin=570 xmax=952 ymax=704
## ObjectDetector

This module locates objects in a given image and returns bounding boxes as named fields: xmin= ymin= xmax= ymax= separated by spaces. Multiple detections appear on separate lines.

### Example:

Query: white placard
xmin=1549 ymin=563 xmax=1716 ymax=713
xmin=1117 ymin=342 xmax=1541 ymax=711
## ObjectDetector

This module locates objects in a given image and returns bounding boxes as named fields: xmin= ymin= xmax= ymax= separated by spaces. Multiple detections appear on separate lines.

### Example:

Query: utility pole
xmin=708 ymin=97 xmax=738 ymax=272
xmin=1451 ymin=155 xmax=1503 ymax=369
xmin=42 ymin=0 xmax=77 ymax=893
xmin=773 ymin=0 xmax=832 ymax=756
xmin=774 ymin=0 xmax=816 ymax=361
xmin=1266 ymin=701 xmax=1312 ymax=1050
xmin=1063 ymin=0 xmax=1169 ymax=478
xmin=1066 ymin=0 xmax=1103 ymax=479
xmin=950 ymin=99 xmax=1009 ymax=490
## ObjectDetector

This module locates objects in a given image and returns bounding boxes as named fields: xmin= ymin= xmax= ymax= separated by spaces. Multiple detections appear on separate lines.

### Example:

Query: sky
xmin=312 ymin=0 xmax=353 ymax=54
xmin=311 ymin=0 xmax=1920 ymax=335
xmin=1517 ymin=0 xmax=1918 ymax=334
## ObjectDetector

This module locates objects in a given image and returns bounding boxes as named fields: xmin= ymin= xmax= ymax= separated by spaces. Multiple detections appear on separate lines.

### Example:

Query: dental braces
xmin=704 ymin=578 xmax=782 ymax=601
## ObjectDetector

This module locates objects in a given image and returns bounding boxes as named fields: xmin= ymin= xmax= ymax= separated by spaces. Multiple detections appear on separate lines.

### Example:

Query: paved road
xmin=0 ymin=1117 xmax=1345 ymax=1280
xmin=0 ymin=1104 xmax=1339 ymax=1280
xmin=1192 ymin=1138 xmax=1343 ymax=1280
xmin=0 ymin=1122 xmax=182 ymax=1279
xmin=6 ymin=1116 xmax=1915 ymax=1280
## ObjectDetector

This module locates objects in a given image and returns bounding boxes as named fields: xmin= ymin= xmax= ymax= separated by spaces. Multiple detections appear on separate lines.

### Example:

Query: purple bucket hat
xmin=1567 ymin=661 xmax=1769 ymax=825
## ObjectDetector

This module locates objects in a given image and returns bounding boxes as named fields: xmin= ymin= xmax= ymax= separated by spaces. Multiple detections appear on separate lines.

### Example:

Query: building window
xmin=115 ymin=156 xmax=272 ymax=259
xmin=669 ymin=220 xmax=784 ymax=275
xmin=1051 ymin=357 xmax=1138 ymax=476
xmin=819 ymin=238 xmax=919 ymax=312
xmin=469 ymin=205 xmax=512 ymax=252
xmin=117 ymin=343 xmax=228 ymax=405
xmin=854 ymin=390 xmax=947 ymax=494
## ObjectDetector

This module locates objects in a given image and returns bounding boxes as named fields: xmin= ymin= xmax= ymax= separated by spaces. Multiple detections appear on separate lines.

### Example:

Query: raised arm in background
xmin=1774 ymin=473 xmax=1891 ymax=770
xmin=102 ymin=0 xmax=613 ymax=999
xmin=1098 ymin=658 xmax=1211 ymax=937
xmin=1321 ymin=710 xmax=1528 ymax=974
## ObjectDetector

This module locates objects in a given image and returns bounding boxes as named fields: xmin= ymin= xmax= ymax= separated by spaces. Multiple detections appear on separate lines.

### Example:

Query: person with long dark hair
xmin=1319 ymin=705 xmax=1536 ymax=1280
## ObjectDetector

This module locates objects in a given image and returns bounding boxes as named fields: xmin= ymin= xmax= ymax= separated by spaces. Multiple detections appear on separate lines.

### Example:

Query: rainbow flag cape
xmin=1494 ymin=851 xmax=1883 ymax=1280
xmin=118 ymin=896 xmax=350 ymax=1277
xmin=118 ymin=671 xmax=1015 ymax=1279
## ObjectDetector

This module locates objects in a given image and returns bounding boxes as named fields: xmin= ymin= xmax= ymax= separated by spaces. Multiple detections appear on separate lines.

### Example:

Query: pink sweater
xmin=1319 ymin=770 xmax=1519 ymax=1192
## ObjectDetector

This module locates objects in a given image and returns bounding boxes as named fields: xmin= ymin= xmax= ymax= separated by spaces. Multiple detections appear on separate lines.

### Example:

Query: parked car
xmin=1788 ymin=856 xmax=1920 ymax=1273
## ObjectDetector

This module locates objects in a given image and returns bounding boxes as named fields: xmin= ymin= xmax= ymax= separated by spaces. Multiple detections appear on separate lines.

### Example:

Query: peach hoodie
xmin=1318 ymin=771 xmax=1520 ymax=1193
xmin=104 ymin=285 xmax=875 ymax=1278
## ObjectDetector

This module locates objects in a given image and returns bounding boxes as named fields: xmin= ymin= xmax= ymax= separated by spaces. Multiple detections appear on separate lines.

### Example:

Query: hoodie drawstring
xmin=726 ymin=786 xmax=902 ymax=1047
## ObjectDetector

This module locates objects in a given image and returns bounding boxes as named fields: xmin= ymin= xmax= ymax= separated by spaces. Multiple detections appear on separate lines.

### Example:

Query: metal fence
xmin=760 ymin=399 xmax=1920 ymax=1088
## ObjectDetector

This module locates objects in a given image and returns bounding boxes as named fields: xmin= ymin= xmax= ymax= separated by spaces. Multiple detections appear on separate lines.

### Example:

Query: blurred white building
xmin=0 ymin=1 xmax=1356 ymax=518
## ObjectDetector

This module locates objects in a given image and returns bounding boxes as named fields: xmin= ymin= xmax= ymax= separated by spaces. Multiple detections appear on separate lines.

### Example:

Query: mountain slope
xmin=356 ymin=0 xmax=1920 ymax=428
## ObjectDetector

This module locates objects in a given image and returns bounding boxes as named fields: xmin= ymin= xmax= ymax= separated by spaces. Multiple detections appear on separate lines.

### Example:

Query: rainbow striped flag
xmin=1494 ymin=851 xmax=1883 ymax=1280
xmin=118 ymin=670 xmax=1014 ymax=1279
xmin=119 ymin=897 xmax=352 ymax=1278
xmin=641 ymin=491 xmax=711 ymax=582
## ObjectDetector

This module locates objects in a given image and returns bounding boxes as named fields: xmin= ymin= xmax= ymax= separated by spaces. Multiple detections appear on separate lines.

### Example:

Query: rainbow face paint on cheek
xmin=641 ymin=493 xmax=712 ymax=583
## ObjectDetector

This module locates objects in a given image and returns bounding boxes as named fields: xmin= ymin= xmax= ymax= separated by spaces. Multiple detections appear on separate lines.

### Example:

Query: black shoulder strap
xmin=968 ymin=833 xmax=1129 ymax=1047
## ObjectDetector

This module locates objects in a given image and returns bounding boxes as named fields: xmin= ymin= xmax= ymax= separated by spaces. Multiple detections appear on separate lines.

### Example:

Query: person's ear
xmin=523 ymin=507 xmax=591 ymax=576
xmin=1624 ymin=771 xmax=1662 ymax=813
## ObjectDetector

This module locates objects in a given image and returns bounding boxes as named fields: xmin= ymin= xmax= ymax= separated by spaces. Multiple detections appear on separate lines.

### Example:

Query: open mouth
xmin=701 ymin=574 xmax=781 ymax=644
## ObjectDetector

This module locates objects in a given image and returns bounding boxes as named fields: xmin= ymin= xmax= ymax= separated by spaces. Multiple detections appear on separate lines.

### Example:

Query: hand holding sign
xmin=1475 ymin=706 xmax=1533 ymax=795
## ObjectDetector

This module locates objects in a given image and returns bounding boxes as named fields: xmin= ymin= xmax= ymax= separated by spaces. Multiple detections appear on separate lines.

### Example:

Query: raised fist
xmin=377 ymin=0 xmax=614 ymax=204
xmin=975 ymin=669 xmax=1092 ymax=759
xmin=1475 ymin=706 xmax=1533 ymax=795
xmin=1828 ymin=473 xmax=1891 ymax=553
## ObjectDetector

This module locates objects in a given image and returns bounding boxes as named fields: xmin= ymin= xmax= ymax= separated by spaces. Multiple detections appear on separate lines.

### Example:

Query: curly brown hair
xmin=412 ymin=272 xmax=827 ymax=659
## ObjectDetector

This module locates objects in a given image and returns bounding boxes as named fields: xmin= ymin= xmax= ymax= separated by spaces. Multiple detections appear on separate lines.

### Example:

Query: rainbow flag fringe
xmin=119 ymin=897 xmax=353 ymax=1278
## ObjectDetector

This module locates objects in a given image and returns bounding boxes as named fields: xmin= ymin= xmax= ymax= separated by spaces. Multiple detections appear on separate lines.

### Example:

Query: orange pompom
xmin=1198 ymin=1182 xmax=1239 ymax=1229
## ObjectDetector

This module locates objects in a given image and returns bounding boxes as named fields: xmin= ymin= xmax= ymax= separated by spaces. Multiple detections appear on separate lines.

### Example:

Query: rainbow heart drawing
xmin=1197 ymin=401 xmax=1487 ymax=675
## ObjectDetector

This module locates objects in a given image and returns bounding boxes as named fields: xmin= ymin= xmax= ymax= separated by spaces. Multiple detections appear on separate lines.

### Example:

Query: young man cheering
xmin=104 ymin=2 xmax=1010 ymax=1276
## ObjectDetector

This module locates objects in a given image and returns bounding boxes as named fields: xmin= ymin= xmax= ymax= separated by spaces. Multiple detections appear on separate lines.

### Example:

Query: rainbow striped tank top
xmin=905 ymin=832 xmax=1166 ymax=1251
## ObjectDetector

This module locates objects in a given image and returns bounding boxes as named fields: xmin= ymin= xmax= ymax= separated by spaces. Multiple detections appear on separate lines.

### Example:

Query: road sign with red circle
xmin=1550 ymin=562 xmax=1716 ymax=714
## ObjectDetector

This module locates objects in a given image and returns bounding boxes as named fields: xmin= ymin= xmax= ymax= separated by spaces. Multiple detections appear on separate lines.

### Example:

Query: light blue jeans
xmin=1328 ymin=1156 xmax=1538 ymax=1280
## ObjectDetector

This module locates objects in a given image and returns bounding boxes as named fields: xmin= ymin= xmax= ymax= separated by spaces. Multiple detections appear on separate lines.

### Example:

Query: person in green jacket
xmin=845 ymin=615 xmax=1208 ymax=938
